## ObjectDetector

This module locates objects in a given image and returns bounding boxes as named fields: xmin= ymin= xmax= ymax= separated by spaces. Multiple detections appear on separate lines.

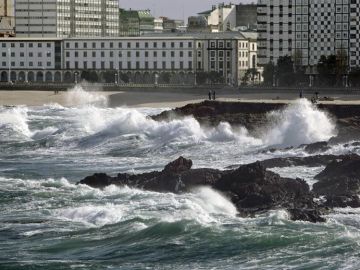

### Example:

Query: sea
xmin=1 ymin=86 xmax=360 ymax=270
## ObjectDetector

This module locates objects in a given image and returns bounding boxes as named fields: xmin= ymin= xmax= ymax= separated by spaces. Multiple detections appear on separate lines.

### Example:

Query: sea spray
xmin=65 ymin=84 xmax=108 ymax=107
xmin=0 ymin=106 xmax=32 ymax=140
xmin=264 ymin=99 xmax=336 ymax=147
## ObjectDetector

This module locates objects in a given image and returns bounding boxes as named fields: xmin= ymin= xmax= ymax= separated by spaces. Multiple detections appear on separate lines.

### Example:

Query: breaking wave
xmin=264 ymin=99 xmax=337 ymax=147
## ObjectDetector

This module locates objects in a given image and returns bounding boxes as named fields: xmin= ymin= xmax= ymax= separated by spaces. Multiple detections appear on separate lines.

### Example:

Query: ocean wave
xmin=264 ymin=99 xmax=337 ymax=147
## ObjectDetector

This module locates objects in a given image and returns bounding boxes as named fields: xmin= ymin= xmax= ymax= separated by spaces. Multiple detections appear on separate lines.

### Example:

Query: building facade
xmin=0 ymin=33 xmax=259 ymax=86
xmin=15 ymin=0 xmax=120 ymax=37
xmin=257 ymin=0 xmax=360 ymax=69
xmin=0 ymin=0 xmax=15 ymax=37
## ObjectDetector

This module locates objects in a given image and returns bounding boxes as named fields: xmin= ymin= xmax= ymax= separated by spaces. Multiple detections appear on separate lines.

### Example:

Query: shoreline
xmin=1 ymin=88 xmax=360 ymax=108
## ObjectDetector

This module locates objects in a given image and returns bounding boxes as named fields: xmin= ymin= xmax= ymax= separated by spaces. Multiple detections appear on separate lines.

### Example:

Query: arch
xmin=18 ymin=71 xmax=26 ymax=82
xmin=159 ymin=72 xmax=171 ymax=84
xmin=64 ymin=71 xmax=73 ymax=83
xmin=143 ymin=72 xmax=151 ymax=84
xmin=134 ymin=72 xmax=142 ymax=84
xmin=36 ymin=71 xmax=44 ymax=82
xmin=28 ymin=71 xmax=35 ymax=82
xmin=169 ymin=72 xmax=177 ymax=84
xmin=126 ymin=71 xmax=133 ymax=83
xmin=45 ymin=71 xmax=53 ymax=82
xmin=119 ymin=72 xmax=129 ymax=83
xmin=187 ymin=72 xmax=195 ymax=85
xmin=0 ymin=71 xmax=8 ymax=82
xmin=54 ymin=71 xmax=62 ymax=82
xmin=10 ymin=71 xmax=16 ymax=82
xmin=179 ymin=72 xmax=185 ymax=85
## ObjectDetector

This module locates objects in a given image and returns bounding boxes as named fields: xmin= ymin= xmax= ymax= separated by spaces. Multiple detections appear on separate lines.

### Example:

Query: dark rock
xmin=226 ymin=154 xmax=351 ymax=170
xmin=313 ymin=154 xmax=360 ymax=197
xmin=79 ymin=173 xmax=113 ymax=188
xmin=288 ymin=208 xmax=326 ymax=223
xmin=304 ymin=141 xmax=330 ymax=154
xmin=214 ymin=162 xmax=319 ymax=222
xmin=163 ymin=156 xmax=192 ymax=174
xmin=79 ymin=157 xmax=325 ymax=222
xmin=323 ymin=195 xmax=360 ymax=208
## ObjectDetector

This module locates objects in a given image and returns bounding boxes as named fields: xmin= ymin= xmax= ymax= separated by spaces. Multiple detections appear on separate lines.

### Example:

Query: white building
xmin=199 ymin=4 xmax=237 ymax=32
xmin=0 ymin=33 xmax=259 ymax=86
xmin=15 ymin=0 xmax=120 ymax=37
xmin=257 ymin=0 xmax=360 ymax=69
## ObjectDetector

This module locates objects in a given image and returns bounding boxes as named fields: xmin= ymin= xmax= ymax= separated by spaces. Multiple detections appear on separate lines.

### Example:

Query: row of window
xmin=1 ymin=42 xmax=52 ymax=48
xmin=65 ymin=50 xmax=193 ymax=58
xmin=2 ymin=61 xmax=52 ymax=67
xmin=65 ymin=41 xmax=193 ymax=49
xmin=1 ymin=52 xmax=51 ymax=57
xmin=65 ymin=61 xmax=193 ymax=70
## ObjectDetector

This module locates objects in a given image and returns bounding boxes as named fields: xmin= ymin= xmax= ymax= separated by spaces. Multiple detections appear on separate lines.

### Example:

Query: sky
xmin=119 ymin=0 xmax=254 ymax=21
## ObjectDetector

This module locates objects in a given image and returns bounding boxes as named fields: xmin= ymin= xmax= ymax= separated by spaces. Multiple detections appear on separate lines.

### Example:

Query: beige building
xmin=0 ymin=0 xmax=15 ymax=37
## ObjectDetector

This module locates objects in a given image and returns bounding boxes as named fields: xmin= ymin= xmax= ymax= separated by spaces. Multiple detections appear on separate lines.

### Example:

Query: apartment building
xmin=0 ymin=33 xmax=259 ymax=85
xmin=15 ymin=0 xmax=120 ymax=37
xmin=0 ymin=0 xmax=15 ymax=37
xmin=257 ymin=0 xmax=360 ymax=68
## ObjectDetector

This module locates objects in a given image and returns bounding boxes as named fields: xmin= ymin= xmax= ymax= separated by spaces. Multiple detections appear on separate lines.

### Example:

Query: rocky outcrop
xmin=226 ymin=154 xmax=352 ymax=170
xmin=313 ymin=154 xmax=360 ymax=196
xmin=79 ymin=157 xmax=225 ymax=193
xmin=78 ymin=157 xmax=324 ymax=223
xmin=303 ymin=141 xmax=331 ymax=154
xmin=213 ymin=162 xmax=322 ymax=221
xmin=152 ymin=101 xmax=360 ymax=142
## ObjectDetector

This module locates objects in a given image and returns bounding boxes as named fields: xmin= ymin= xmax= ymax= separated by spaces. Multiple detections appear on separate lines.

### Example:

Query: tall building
xmin=15 ymin=0 xmax=120 ymax=37
xmin=119 ymin=9 xmax=140 ymax=37
xmin=0 ymin=0 xmax=15 ymax=37
xmin=257 ymin=0 xmax=360 ymax=68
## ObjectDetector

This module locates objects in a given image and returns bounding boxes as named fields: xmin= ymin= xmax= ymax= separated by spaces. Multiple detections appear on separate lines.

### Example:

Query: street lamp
xmin=114 ymin=72 xmax=118 ymax=85
xmin=74 ymin=72 xmax=78 ymax=84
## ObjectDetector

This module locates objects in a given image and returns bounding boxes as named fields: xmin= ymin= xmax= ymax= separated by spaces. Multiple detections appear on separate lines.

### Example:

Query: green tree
xmin=262 ymin=62 xmax=275 ymax=86
xmin=242 ymin=68 xmax=259 ymax=85
xmin=160 ymin=72 xmax=171 ymax=84
xmin=119 ymin=73 xmax=129 ymax=83
xmin=81 ymin=71 xmax=98 ymax=83
xmin=276 ymin=56 xmax=295 ymax=86
xmin=349 ymin=67 xmax=360 ymax=87
xmin=102 ymin=70 xmax=117 ymax=83
xmin=317 ymin=55 xmax=337 ymax=86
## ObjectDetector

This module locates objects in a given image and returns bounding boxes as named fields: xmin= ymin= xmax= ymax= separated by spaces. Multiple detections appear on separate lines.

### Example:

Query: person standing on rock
xmin=208 ymin=90 xmax=212 ymax=100
xmin=299 ymin=90 xmax=303 ymax=99
xmin=212 ymin=90 xmax=216 ymax=101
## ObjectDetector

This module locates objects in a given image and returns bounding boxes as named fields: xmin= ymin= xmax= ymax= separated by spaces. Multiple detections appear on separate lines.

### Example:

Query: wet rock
xmin=214 ymin=162 xmax=320 ymax=222
xmin=163 ymin=156 xmax=192 ymax=174
xmin=304 ymin=141 xmax=330 ymax=154
xmin=79 ymin=157 xmax=324 ymax=222
xmin=226 ymin=154 xmax=351 ymax=169
xmin=323 ymin=195 xmax=360 ymax=208
xmin=288 ymin=208 xmax=326 ymax=223
xmin=313 ymin=154 xmax=360 ymax=197
xmin=79 ymin=173 xmax=113 ymax=189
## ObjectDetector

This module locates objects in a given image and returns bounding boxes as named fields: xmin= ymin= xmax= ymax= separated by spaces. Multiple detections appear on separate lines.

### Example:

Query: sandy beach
xmin=1 ymin=88 xmax=360 ymax=108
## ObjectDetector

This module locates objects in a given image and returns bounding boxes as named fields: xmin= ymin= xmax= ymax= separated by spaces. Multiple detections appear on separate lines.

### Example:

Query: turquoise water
xmin=1 ymin=94 xmax=360 ymax=269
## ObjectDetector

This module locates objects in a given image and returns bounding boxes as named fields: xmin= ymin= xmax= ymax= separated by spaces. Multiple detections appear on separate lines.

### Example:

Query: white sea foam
xmin=191 ymin=186 xmax=237 ymax=217
xmin=0 ymin=107 xmax=32 ymax=138
xmin=57 ymin=204 xmax=123 ymax=227
xmin=264 ymin=99 xmax=337 ymax=147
